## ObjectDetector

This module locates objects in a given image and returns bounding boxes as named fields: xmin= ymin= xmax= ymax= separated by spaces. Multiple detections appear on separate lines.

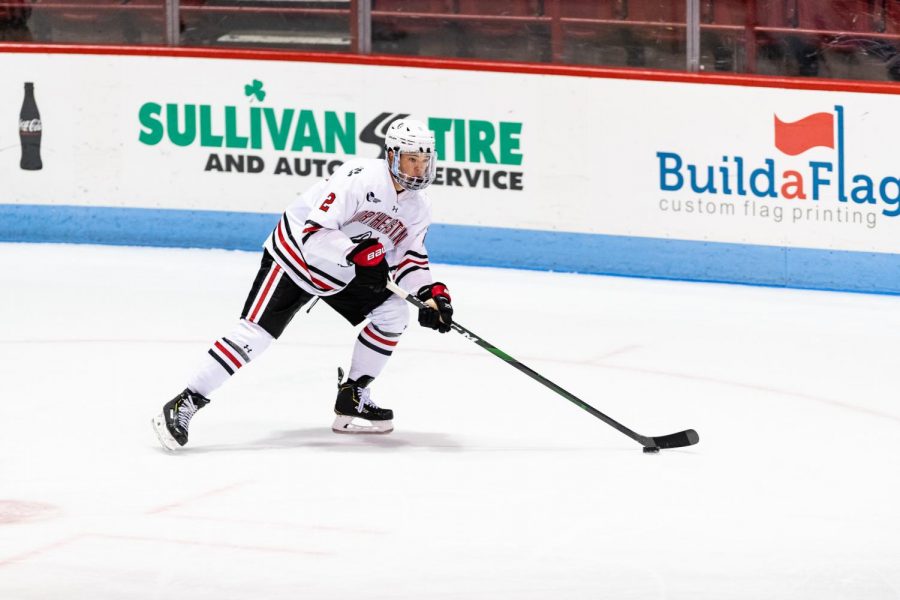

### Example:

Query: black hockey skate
xmin=332 ymin=368 xmax=393 ymax=434
xmin=152 ymin=388 xmax=210 ymax=450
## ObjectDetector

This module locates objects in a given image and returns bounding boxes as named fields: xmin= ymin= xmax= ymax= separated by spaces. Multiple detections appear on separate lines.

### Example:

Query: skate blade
xmin=332 ymin=415 xmax=393 ymax=435
xmin=151 ymin=414 xmax=181 ymax=451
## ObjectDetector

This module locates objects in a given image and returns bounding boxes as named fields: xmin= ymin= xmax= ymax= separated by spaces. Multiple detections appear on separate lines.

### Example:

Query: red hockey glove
xmin=348 ymin=239 xmax=388 ymax=294
xmin=416 ymin=283 xmax=453 ymax=333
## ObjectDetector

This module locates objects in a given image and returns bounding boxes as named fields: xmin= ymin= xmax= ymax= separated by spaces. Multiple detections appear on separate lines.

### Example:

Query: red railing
xmin=2 ymin=0 xmax=900 ymax=72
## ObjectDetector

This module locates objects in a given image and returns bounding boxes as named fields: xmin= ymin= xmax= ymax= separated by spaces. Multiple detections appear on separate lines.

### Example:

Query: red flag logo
xmin=774 ymin=112 xmax=834 ymax=155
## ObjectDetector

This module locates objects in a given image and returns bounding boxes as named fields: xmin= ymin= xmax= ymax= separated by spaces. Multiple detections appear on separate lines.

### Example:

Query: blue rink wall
xmin=2 ymin=203 xmax=898 ymax=295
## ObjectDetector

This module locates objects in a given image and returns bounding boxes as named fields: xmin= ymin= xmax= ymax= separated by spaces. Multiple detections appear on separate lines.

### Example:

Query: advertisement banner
xmin=2 ymin=51 xmax=899 ymax=290
xmin=0 ymin=53 xmax=529 ymax=224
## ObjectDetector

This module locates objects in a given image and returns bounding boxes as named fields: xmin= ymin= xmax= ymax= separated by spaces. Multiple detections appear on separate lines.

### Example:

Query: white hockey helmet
xmin=384 ymin=118 xmax=437 ymax=191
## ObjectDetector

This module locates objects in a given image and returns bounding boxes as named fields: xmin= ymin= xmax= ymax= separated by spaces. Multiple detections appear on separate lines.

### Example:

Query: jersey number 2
xmin=319 ymin=193 xmax=336 ymax=212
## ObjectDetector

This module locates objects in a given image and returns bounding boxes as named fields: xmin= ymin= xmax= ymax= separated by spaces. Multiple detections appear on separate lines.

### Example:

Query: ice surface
xmin=1 ymin=242 xmax=898 ymax=599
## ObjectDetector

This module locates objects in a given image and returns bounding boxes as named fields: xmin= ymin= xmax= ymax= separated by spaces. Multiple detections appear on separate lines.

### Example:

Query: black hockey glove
xmin=416 ymin=282 xmax=453 ymax=333
xmin=348 ymin=239 xmax=389 ymax=294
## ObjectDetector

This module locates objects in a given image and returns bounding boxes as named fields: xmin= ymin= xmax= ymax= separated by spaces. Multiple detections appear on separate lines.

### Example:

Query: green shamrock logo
xmin=244 ymin=79 xmax=266 ymax=102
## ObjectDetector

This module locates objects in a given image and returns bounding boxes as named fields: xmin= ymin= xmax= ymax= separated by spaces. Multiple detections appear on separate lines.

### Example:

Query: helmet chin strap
xmin=388 ymin=151 xmax=403 ymax=190
xmin=389 ymin=172 xmax=404 ymax=193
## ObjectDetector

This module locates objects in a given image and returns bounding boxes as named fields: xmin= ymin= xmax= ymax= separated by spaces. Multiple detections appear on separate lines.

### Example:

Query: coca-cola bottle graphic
xmin=19 ymin=82 xmax=42 ymax=171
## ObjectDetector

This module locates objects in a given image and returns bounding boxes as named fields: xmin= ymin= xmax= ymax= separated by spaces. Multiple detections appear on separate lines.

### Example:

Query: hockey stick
xmin=387 ymin=280 xmax=699 ymax=451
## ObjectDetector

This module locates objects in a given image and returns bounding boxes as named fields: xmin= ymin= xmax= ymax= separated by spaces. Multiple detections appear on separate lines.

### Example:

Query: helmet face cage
xmin=384 ymin=119 xmax=437 ymax=191
xmin=389 ymin=150 xmax=436 ymax=191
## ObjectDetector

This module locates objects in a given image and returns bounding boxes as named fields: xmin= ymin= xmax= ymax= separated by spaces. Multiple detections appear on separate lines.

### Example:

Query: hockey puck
xmin=642 ymin=446 xmax=660 ymax=454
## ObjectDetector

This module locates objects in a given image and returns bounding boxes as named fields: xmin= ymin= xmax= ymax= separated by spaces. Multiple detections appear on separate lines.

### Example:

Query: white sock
xmin=348 ymin=295 xmax=409 ymax=381
xmin=187 ymin=319 xmax=274 ymax=397
xmin=349 ymin=323 xmax=403 ymax=381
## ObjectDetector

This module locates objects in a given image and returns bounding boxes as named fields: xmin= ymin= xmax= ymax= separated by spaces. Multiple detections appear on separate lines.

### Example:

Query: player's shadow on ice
xmin=194 ymin=428 xmax=465 ymax=453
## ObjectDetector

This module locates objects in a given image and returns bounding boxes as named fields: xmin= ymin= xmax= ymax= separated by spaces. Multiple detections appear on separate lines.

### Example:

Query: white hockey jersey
xmin=263 ymin=158 xmax=436 ymax=297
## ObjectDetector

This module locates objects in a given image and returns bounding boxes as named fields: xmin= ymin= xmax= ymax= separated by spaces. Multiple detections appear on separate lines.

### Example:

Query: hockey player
xmin=152 ymin=119 xmax=454 ymax=450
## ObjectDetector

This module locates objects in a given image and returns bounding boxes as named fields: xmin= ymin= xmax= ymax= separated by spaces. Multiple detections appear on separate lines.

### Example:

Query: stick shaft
xmin=386 ymin=280 xmax=651 ymax=445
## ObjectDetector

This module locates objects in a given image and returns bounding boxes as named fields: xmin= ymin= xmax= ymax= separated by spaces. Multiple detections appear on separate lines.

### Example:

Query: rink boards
xmin=2 ymin=47 xmax=900 ymax=293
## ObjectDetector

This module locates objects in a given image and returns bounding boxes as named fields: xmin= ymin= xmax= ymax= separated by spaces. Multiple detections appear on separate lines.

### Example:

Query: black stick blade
xmin=651 ymin=429 xmax=700 ymax=449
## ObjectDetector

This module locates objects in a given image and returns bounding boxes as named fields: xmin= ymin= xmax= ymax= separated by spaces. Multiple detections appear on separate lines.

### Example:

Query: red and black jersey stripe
xmin=394 ymin=249 xmax=429 ymax=285
xmin=270 ymin=214 xmax=348 ymax=293
xmin=284 ymin=218 xmax=348 ymax=288
xmin=301 ymin=220 xmax=324 ymax=244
